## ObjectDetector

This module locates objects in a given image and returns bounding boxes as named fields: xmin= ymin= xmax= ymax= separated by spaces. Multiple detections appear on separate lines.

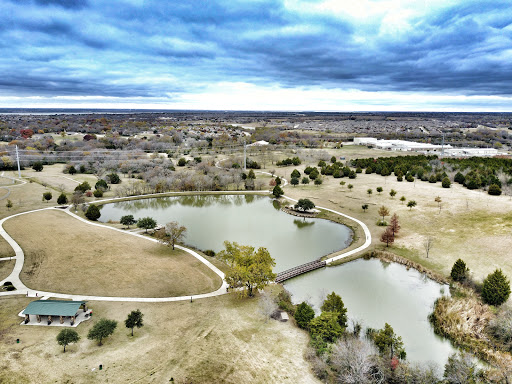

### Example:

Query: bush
xmin=6 ymin=285 xmax=16 ymax=291
xmin=454 ymin=172 xmax=465 ymax=184
xmin=301 ymin=177 xmax=310 ymax=184
xmin=93 ymin=189 xmax=103 ymax=198
xmin=107 ymin=173 xmax=120 ymax=184
xmin=74 ymin=181 xmax=91 ymax=193
xmin=204 ymin=249 xmax=216 ymax=257
xmin=32 ymin=161 xmax=43 ymax=172
xmin=272 ymin=185 xmax=284 ymax=198
xmin=314 ymin=177 xmax=323 ymax=185
xmin=482 ymin=269 xmax=511 ymax=306
xmin=85 ymin=204 xmax=101 ymax=221
xmin=95 ymin=179 xmax=108 ymax=190
xmin=442 ymin=177 xmax=451 ymax=188
xmin=488 ymin=184 xmax=502 ymax=196
xmin=57 ymin=193 xmax=68 ymax=205
xmin=450 ymin=259 xmax=468 ymax=282
xmin=295 ymin=302 xmax=315 ymax=329
xmin=291 ymin=177 xmax=299 ymax=186
xmin=178 ymin=158 xmax=187 ymax=166
xmin=42 ymin=191 xmax=52 ymax=202
xmin=376 ymin=220 xmax=388 ymax=226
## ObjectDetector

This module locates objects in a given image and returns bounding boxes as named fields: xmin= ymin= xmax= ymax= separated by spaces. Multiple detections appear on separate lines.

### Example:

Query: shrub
xmin=295 ymin=302 xmax=315 ymax=329
xmin=107 ymin=173 xmax=120 ymax=184
xmin=42 ymin=191 xmax=52 ymax=202
xmin=204 ymin=249 xmax=216 ymax=257
xmin=74 ymin=181 xmax=91 ymax=193
xmin=450 ymin=259 xmax=468 ymax=282
xmin=274 ymin=176 xmax=281 ymax=185
xmin=291 ymin=177 xmax=299 ymax=186
xmin=376 ymin=220 xmax=388 ymax=227
xmin=272 ymin=185 xmax=284 ymax=198
xmin=95 ymin=179 xmax=108 ymax=190
xmin=291 ymin=169 xmax=301 ymax=179
xmin=314 ymin=177 xmax=323 ymax=185
xmin=442 ymin=177 xmax=451 ymax=188
xmin=93 ymin=189 xmax=103 ymax=198
xmin=488 ymin=184 xmax=502 ymax=196
xmin=301 ymin=177 xmax=310 ymax=184
xmin=6 ymin=285 xmax=16 ymax=291
xmin=178 ymin=158 xmax=187 ymax=166
xmin=85 ymin=204 xmax=101 ymax=221
xmin=57 ymin=193 xmax=68 ymax=205
xmin=85 ymin=191 xmax=93 ymax=197
xmin=68 ymin=165 xmax=77 ymax=175
xmin=482 ymin=269 xmax=511 ymax=306
xmin=454 ymin=172 xmax=465 ymax=184
xmin=429 ymin=175 xmax=437 ymax=183
xmin=32 ymin=161 xmax=43 ymax=172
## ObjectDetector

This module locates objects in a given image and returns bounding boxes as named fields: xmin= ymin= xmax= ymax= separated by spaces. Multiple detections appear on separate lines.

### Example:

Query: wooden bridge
xmin=275 ymin=260 xmax=327 ymax=283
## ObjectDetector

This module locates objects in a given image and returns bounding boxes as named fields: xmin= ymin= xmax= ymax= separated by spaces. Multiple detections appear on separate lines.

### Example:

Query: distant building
xmin=247 ymin=140 xmax=269 ymax=147
xmin=443 ymin=148 xmax=498 ymax=157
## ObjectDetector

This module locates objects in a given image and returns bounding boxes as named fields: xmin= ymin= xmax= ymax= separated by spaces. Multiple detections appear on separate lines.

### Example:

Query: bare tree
xmin=423 ymin=236 xmax=434 ymax=258
xmin=258 ymin=290 xmax=278 ymax=323
xmin=435 ymin=196 xmax=442 ymax=213
xmin=390 ymin=214 xmax=400 ymax=237
xmin=330 ymin=336 xmax=383 ymax=384
xmin=380 ymin=227 xmax=394 ymax=247
xmin=157 ymin=221 xmax=187 ymax=250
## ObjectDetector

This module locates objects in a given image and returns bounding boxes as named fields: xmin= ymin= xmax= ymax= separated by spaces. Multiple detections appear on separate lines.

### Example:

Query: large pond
xmin=99 ymin=194 xmax=352 ymax=272
xmin=99 ymin=194 xmax=457 ymax=366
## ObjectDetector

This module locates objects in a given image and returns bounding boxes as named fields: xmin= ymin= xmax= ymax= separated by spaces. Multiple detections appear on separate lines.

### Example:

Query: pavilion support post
xmin=71 ymin=316 xmax=75 ymax=325
xmin=25 ymin=314 xmax=29 ymax=323
xmin=83 ymin=305 xmax=87 ymax=312
xmin=48 ymin=315 xmax=52 ymax=324
xmin=60 ymin=316 xmax=64 ymax=324
xmin=36 ymin=315 xmax=41 ymax=323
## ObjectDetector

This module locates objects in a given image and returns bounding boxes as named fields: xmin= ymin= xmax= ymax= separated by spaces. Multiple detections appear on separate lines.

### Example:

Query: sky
xmin=1 ymin=0 xmax=512 ymax=111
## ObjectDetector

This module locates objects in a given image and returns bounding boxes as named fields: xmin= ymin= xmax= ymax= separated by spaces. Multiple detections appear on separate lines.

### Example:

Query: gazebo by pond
xmin=21 ymin=300 xmax=91 ymax=327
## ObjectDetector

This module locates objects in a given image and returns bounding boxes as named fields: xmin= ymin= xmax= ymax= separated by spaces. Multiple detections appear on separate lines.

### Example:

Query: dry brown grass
xmin=3 ymin=210 xmax=222 ymax=297
xmin=0 ymin=236 xmax=15 ymax=258
xmin=0 ymin=293 xmax=318 ymax=384
xmin=280 ymin=159 xmax=512 ymax=284
xmin=0 ymin=260 xmax=14 ymax=281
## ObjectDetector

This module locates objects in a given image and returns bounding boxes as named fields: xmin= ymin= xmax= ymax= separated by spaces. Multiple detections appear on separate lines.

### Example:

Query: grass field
xmin=0 ymin=292 xmax=318 ymax=384
xmin=3 ymin=210 xmax=222 ymax=297
xmin=0 ymin=260 xmax=14 ymax=281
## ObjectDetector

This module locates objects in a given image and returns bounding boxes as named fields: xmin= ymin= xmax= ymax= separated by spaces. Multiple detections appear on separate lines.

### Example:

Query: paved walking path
xmin=0 ymin=188 xmax=371 ymax=302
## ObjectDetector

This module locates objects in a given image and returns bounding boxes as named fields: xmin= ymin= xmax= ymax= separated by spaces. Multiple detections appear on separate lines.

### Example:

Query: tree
xmin=378 ymin=206 xmax=390 ymax=222
xmin=85 ymin=204 xmax=101 ymax=221
xmin=442 ymin=177 xmax=451 ymax=188
xmin=309 ymin=312 xmax=343 ymax=343
xmin=407 ymin=200 xmax=417 ymax=210
xmin=380 ymin=227 xmax=394 ymax=247
xmin=295 ymin=302 xmax=315 ymax=329
xmin=42 ymin=191 xmax=52 ymax=203
xmin=57 ymin=193 xmax=68 ymax=205
xmin=347 ymin=184 xmax=353 ymax=191
xmin=217 ymin=241 xmax=276 ymax=297
xmin=376 ymin=187 xmax=383 ymax=195
xmin=400 ymin=196 xmax=406 ymax=204
xmin=454 ymin=172 xmax=465 ymax=184
xmin=156 ymin=221 xmax=187 ymax=250
xmin=120 ymin=215 xmax=136 ymax=228
xmin=291 ymin=169 xmax=301 ymax=179
xmin=369 ymin=323 xmax=406 ymax=360
xmin=95 ymin=179 xmax=108 ymax=190
xmin=290 ymin=177 xmax=299 ymax=186
xmin=423 ymin=236 xmax=434 ymax=258
xmin=362 ymin=204 xmax=369 ymax=212
xmin=301 ymin=177 xmax=310 ymax=184
xmin=389 ymin=189 xmax=397 ymax=198
xmin=137 ymin=217 xmax=157 ymax=233
xmin=125 ymin=309 xmax=144 ymax=336
xmin=275 ymin=176 xmax=281 ymax=185
xmin=247 ymin=169 xmax=256 ymax=179
xmin=87 ymin=318 xmax=117 ymax=346
xmin=32 ymin=161 xmax=43 ymax=172
xmin=444 ymin=352 xmax=479 ymax=384
xmin=314 ymin=177 xmax=323 ymax=185
xmin=178 ymin=157 xmax=186 ymax=166
xmin=367 ymin=188 xmax=373 ymax=197
xmin=68 ymin=165 xmax=77 ymax=175
xmin=71 ymin=192 xmax=85 ymax=210
xmin=481 ymin=269 xmax=511 ymax=306
xmin=488 ymin=184 xmax=502 ymax=196
xmin=74 ymin=181 xmax=91 ymax=193
xmin=56 ymin=329 xmax=80 ymax=352
xmin=450 ymin=259 xmax=468 ymax=282
xmin=331 ymin=156 xmax=336 ymax=163
xmin=389 ymin=213 xmax=400 ymax=238
xmin=107 ymin=173 xmax=121 ymax=184
xmin=294 ymin=198 xmax=315 ymax=211
xmin=435 ymin=196 xmax=442 ymax=212
xmin=5 ymin=199 xmax=12 ymax=210
xmin=320 ymin=292 xmax=347 ymax=329
xmin=93 ymin=189 xmax=103 ymax=198
xmin=330 ymin=337 xmax=381 ymax=384
xmin=272 ymin=185 xmax=284 ymax=198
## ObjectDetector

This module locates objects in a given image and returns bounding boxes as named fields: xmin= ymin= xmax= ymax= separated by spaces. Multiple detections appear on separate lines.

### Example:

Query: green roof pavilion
xmin=23 ymin=300 xmax=86 ymax=317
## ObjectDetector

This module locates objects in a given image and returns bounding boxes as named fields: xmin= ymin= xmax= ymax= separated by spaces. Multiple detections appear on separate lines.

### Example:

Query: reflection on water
xmin=284 ymin=258 xmax=456 ymax=367
xmin=100 ymin=194 xmax=352 ymax=272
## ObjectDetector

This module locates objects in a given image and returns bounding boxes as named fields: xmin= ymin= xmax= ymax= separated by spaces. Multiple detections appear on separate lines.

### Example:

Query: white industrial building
xmin=354 ymin=137 xmax=498 ymax=157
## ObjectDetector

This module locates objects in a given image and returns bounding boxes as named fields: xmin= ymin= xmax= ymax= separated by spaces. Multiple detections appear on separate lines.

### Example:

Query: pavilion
xmin=21 ymin=300 xmax=90 ymax=326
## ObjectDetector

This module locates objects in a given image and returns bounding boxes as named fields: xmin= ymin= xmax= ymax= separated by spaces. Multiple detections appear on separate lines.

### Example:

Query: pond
xmin=99 ymin=194 xmax=352 ymax=272
xmin=99 ymin=194 xmax=457 ymax=366
xmin=284 ymin=258 xmax=456 ymax=366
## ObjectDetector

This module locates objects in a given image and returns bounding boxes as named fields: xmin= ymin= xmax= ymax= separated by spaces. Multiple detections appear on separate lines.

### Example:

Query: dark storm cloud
xmin=1 ymin=0 xmax=511 ymax=100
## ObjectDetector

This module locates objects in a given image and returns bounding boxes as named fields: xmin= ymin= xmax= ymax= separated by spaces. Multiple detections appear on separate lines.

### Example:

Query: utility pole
xmin=15 ymin=145 xmax=21 ymax=178
xmin=243 ymin=140 xmax=247 ymax=171
xmin=441 ymin=132 xmax=445 ymax=157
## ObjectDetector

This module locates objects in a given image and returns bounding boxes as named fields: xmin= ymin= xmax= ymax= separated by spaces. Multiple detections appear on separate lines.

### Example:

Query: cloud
xmin=0 ymin=0 xmax=511 ymax=110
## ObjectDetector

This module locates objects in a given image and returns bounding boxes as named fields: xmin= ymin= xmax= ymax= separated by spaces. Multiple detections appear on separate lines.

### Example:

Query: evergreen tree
xmin=482 ymin=269 xmax=511 ymax=306
xmin=320 ymin=292 xmax=347 ymax=329
xmin=85 ymin=204 xmax=101 ymax=221
xmin=450 ymin=259 xmax=468 ymax=282
xmin=294 ymin=302 xmax=315 ymax=329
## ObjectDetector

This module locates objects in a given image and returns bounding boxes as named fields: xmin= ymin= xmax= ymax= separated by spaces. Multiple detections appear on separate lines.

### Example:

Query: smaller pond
xmin=284 ymin=258 xmax=456 ymax=367
xmin=98 ymin=194 xmax=352 ymax=272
